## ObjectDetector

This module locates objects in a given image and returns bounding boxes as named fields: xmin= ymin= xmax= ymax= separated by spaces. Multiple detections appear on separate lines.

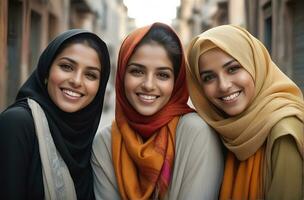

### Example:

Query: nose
xmin=141 ymin=74 xmax=155 ymax=91
xmin=69 ymin=71 xmax=82 ymax=87
xmin=218 ymin=75 xmax=232 ymax=92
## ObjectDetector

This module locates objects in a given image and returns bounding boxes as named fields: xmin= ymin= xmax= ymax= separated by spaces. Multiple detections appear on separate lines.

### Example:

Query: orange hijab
xmin=112 ymin=22 xmax=193 ymax=200
xmin=186 ymin=25 xmax=304 ymax=199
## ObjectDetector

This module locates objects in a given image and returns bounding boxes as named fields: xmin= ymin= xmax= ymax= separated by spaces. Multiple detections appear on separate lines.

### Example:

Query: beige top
xmin=92 ymin=113 xmax=224 ymax=200
xmin=28 ymin=98 xmax=77 ymax=200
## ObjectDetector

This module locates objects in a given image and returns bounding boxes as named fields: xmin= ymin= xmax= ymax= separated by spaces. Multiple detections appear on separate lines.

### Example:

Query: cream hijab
xmin=186 ymin=25 xmax=304 ymax=161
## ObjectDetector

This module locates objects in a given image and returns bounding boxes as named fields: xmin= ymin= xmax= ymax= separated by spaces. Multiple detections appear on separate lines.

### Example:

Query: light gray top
xmin=91 ymin=112 xmax=224 ymax=200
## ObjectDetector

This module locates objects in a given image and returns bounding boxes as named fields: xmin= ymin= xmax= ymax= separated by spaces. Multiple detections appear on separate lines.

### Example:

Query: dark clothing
xmin=0 ymin=106 xmax=44 ymax=199
xmin=0 ymin=29 xmax=110 ymax=199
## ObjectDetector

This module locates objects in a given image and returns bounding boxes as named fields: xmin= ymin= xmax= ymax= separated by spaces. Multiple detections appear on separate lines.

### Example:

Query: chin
xmin=58 ymin=105 xmax=81 ymax=113
xmin=138 ymin=112 xmax=156 ymax=116
xmin=136 ymin=109 xmax=158 ymax=116
xmin=225 ymin=109 xmax=243 ymax=117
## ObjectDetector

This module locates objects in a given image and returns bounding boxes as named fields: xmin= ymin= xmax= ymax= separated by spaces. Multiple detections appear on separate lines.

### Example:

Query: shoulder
xmin=173 ymin=113 xmax=224 ymax=175
xmin=93 ymin=124 xmax=112 ymax=152
xmin=92 ymin=124 xmax=113 ymax=167
xmin=270 ymin=116 xmax=302 ymax=136
xmin=94 ymin=125 xmax=112 ymax=142
xmin=176 ymin=112 xmax=220 ymax=147
xmin=0 ymin=106 xmax=34 ymax=134
xmin=177 ymin=112 xmax=216 ymax=138
xmin=0 ymin=105 xmax=32 ymax=122
xmin=178 ymin=112 xmax=210 ymax=129
xmin=0 ymin=105 xmax=36 ymax=152
xmin=268 ymin=116 xmax=303 ymax=152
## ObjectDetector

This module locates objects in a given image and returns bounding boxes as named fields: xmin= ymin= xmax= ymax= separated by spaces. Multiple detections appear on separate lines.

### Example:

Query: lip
xmin=218 ymin=91 xmax=241 ymax=103
xmin=136 ymin=93 xmax=159 ymax=104
xmin=61 ymin=88 xmax=84 ymax=100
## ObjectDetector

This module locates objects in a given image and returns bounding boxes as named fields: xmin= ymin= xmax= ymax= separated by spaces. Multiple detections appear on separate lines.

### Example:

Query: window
xmin=29 ymin=10 xmax=42 ymax=72
xmin=7 ymin=0 xmax=22 ymax=105
xmin=263 ymin=2 xmax=272 ymax=54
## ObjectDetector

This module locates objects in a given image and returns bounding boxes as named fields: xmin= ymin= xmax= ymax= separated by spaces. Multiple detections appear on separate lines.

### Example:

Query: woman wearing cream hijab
xmin=186 ymin=25 xmax=304 ymax=200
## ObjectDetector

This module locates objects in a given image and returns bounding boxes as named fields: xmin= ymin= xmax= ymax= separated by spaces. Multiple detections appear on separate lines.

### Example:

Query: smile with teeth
xmin=62 ymin=88 xmax=83 ymax=98
xmin=220 ymin=91 xmax=240 ymax=101
xmin=138 ymin=94 xmax=158 ymax=101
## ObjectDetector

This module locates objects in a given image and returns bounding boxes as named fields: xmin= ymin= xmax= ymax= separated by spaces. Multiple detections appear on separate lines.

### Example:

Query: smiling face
xmin=198 ymin=48 xmax=255 ymax=117
xmin=47 ymin=43 xmax=101 ymax=113
xmin=124 ymin=43 xmax=175 ymax=116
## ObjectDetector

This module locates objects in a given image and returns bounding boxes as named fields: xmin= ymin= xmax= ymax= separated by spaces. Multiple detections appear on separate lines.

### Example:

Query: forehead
xmin=128 ymin=43 xmax=173 ymax=68
xmin=199 ymin=48 xmax=234 ymax=70
xmin=55 ymin=43 xmax=101 ymax=67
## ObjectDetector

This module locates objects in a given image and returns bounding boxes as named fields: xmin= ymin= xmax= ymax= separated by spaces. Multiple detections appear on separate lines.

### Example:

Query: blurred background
xmin=0 ymin=0 xmax=303 ymax=128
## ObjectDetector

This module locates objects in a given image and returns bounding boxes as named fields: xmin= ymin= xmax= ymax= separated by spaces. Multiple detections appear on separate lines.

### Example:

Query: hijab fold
xmin=15 ymin=29 xmax=110 ymax=199
xmin=112 ymin=23 xmax=193 ymax=199
xmin=186 ymin=25 xmax=304 ymax=199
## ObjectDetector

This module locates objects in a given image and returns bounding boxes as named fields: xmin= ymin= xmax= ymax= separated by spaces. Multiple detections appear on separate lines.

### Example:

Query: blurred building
xmin=246 ymin=0 xmax=304 ymax=91
xmin=174 ymin=0 xmax=303 ymax=92
xmin=173 ymin=0 xmax=197 ymax=45
xmin=0 ymin=0 xmax=130 ymax=111
xmin=174 ymin=0 xmax=245 ymax=46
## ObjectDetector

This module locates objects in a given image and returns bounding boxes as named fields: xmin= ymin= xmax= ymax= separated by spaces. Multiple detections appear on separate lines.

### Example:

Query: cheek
xmin=239 ymin=73 xmax=255 ymax=96
xmin=124 ymin=76 xmax=131 ymax=92
xmin=162 ymin=80 xmax=174 ymax=99
xmin=201 ymin=85 xmax=215 ymax=101
xmin=245 ymin=78 xmax=255 ymax=100
xmin=47 ymin=69 xmax=60 ymax=93
xmin=87 ymin=81 xmax=100 ymax=97
xmin=123 ymin=75 xmax=135 ymax=101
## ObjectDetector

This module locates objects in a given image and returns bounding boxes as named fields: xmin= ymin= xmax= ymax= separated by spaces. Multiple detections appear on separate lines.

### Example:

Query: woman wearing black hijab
xmin=0 ymin=29 xmax=110 ymax=199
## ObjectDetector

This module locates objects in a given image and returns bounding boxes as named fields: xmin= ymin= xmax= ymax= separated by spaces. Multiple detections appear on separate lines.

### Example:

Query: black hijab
xmin=15 ymin=29 xmax=110 ymax=199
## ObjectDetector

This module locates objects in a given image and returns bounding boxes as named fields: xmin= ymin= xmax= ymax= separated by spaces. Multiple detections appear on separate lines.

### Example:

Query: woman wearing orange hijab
xmin=186 ymin=25 xmax=304 ymax=200
xmin=91 ymin=22 xmax=224 ymax=199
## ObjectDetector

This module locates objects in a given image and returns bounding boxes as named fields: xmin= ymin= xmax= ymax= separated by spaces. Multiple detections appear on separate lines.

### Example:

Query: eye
xmin=129 ymin=68 xmax=144 ymax=77
xmin=201 ymin=74 xmax=216 ymax=83
xmin=85 ymin=71 xmax=99 ymax=81
xmin=227 ymin=65 xmax=241 ymax=74
xmin=59 ymin=63 xmax=73 ymax=72
xmin=157 ymin=71 xmax=171 ymax=80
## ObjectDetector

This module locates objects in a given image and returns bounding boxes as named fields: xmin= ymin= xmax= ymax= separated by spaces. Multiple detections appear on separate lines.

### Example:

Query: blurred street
xmin=98 ymin=83 xmax=115 ymax=129
xmin=0 ymin=0 xmax=303 ymax=129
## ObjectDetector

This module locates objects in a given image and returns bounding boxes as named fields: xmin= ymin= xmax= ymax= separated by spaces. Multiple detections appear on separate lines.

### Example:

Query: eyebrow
xmin=127 ymin=62 xmax=174 ymax=72
xmin=59 ymin=57 xmax=101 ymax=72
xmin=199 ymin=59 xmax=236 ymax=76
xmin=223 ymin=59 xmax=236 ymax=68
xmin=127 ymin=63 xmax=145 ymax=68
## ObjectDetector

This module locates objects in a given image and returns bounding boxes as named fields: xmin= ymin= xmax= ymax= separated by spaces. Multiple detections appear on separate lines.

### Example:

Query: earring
xmin=44 ymin=78 xmax=48 ymax=85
